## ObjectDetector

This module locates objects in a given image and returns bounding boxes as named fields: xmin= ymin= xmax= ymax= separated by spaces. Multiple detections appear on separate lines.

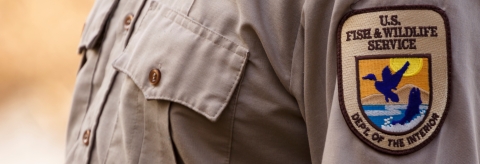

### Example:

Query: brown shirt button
xmin=149 ymin=69 xmax=161 ymax=86
xmin=124 ymin=14 xmax=134 ymax=31
xmin=82 ymin=129 xmax=91 ymax=146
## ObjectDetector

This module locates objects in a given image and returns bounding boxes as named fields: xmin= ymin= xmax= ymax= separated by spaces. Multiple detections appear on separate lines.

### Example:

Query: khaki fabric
xmin=66 ymin=0 xmax=480 ymax=163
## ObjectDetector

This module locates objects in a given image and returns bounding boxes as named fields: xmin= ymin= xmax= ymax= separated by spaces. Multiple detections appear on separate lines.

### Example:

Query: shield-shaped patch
xmin=337 ymin=6 xmax=451 ymax=154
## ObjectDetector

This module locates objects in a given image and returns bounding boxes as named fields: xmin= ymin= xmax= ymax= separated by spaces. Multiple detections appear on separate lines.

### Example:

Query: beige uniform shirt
xmin=66 ymin=0 xmax=480 ymax=163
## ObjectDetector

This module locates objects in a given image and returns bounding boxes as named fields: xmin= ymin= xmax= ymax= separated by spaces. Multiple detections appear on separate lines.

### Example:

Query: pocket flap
xmin=78 ymin=0 xmax=118 ymax=53
xmin=113 ymin=6 xmax=248 ymax=121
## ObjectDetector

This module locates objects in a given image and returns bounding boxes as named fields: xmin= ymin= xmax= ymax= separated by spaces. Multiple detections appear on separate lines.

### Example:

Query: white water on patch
xmin=381 ymin=112 xmax=426 ymax=133
xmin=365 ymin=105 xmax=428 ymax=117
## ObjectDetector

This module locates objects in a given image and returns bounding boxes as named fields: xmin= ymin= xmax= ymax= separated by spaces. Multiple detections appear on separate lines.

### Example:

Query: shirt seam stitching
xmin=226 ymin=69 xmax=245 ymax=164
xmin=102 ymin=110 xmax=120 ymax=164
xmin=161 ymin=5 xmax=248 ymax=57
xmin=289 ymin=23 xmax=304 ymax=94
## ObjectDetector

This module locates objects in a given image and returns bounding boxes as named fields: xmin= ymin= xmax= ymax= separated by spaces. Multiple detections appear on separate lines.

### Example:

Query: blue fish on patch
xmin=391 ymin=87 xmax=423 ymax=125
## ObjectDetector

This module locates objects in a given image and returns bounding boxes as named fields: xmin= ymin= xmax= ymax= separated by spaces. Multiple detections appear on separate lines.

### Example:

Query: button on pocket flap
xmin=113 ymin=7 xmax=248 ymax=121
xmin=78 ymin=0 xmax=118 ymax=53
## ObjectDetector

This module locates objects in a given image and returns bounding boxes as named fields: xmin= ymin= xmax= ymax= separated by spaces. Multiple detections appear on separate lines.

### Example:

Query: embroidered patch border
xmin=337 ymin=5 xmax=451 ymax=155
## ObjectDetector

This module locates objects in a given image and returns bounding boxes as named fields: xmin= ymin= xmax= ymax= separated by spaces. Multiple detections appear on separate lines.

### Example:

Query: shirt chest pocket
xmin=112 ymin=5 xmax=249 ymax=121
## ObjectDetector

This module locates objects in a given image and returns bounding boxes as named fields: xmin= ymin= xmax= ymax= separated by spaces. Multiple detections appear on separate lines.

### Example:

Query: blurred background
xmin=0 ymin=0 xmax=94 ymax=163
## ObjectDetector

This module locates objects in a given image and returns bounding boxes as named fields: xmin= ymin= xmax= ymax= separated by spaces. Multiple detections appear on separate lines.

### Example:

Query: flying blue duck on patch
xmin=362 ymin=61 xmax=410 ymax=102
